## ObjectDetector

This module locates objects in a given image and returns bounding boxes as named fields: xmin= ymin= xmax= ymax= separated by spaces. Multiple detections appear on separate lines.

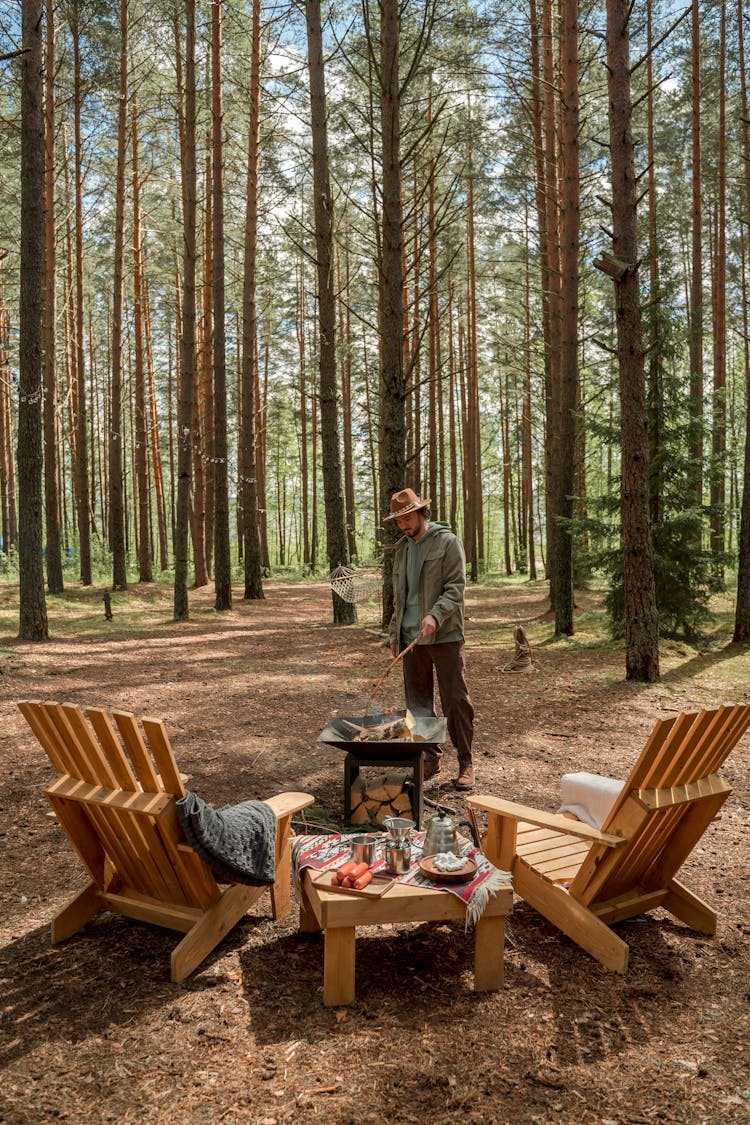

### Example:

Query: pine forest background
xmin=3 ymin=0 xmax=750 ymax=678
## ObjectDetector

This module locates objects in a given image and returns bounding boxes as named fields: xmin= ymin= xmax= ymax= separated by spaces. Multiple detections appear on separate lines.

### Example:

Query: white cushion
xmin=557 ymin=771 xmax=625 ymax=829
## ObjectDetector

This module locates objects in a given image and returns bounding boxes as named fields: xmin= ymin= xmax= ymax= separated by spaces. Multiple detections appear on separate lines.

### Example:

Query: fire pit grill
xmin=318 ymin=710 xmax=447 ymax=828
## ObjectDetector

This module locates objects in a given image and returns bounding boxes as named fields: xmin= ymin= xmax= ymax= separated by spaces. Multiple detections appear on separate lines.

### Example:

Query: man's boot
xmin=454 ymin=756 xmax=475 ymax=791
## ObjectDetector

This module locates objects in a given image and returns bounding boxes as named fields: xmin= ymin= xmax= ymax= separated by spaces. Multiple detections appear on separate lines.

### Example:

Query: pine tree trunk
xmin=377 ymin=0 xmax=406 ymax=629
xmin=132 ymin=95 xmax=153 ymax=583
xmin=18 ymin=0 xmax=48 ymax=640
xmin=448 ymin=274 xmax=458 ymax=531
xmin=645 ymin=0 xmax=662 ymax=529
xmin=709 ymin=0 xmax=727 ymax=561
xmin=304 ymin=0 xmax=354 ymax=623
xmin=173 ymin=0 xmax=197 ymax=621
xmin=297 ymin=257 xmax=310 ymax=568
xmin=257 ymin=333 xmax=270 ymax=571
xmin=688 ymin=0 xmax=704 ymax=512
xmin=191 ymin=155 xmax=210 ymax=589
xmin=42 ymin=0 xmax=63 ymax=593
xmin=465 ymin=147 xmax=479 ymax=581
xmin=0 ymin=260 xmax=16 ymax=555
xmin=548 ymin=0 xmax=579 ymax=635
xmin=71 ymin=1 xmax=91 ymax=585
xmin=603 ymin=0 xmax=659 ymax=681
xmin=428 ymin=112 xmax=440 ymax=514
xmin=339 ymin=245 xmax=357 ymax=560
xmin=543 ymin=0 xmax=561 ymax=597
xmin=523 ymin=204 xmax=536 ymax=578
xmin=144 ymin=281 xmax=169 ymax=572
xmin=733 ymin=0 xmax=750 ymax=641
xmin=211 ymin=0 xmax=232 ymax=610
xmin=363 ymin=332 xmax=379 ymax=535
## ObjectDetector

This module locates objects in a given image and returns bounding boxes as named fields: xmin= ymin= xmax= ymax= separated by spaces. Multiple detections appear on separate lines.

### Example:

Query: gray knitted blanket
xmin=176 ymin=791 xmax=277 ymax=887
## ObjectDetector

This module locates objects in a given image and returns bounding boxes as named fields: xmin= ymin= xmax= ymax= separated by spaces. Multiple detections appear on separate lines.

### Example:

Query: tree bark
xmin=733 ymin=0 xmax=750 ymax=641
xmin=144 ymin=280 xmax=169 ymax=571
xmin=0 ymin=259 xmax=17 ymax=555
xmin=645 ymin=0 xmax=662 ymax=528
xmin=132 ymin=94 xmax=153 ymax=583
xmin=604 ymin=0 xmax=659 ymax=680
xmin=42 ymin=0 xmax=63 ymax=593
xmin=542 ymin=0 xmax=561 ymax=598
xmin=211 ymin=0 xmax=232 ymax=610
xmin=109 ymin=0 xmax=128 ymax=591
xmin=304 ymin=0 xmax=355 ymax=623
xmin=709 ymin=0 xmax=726 ymax=561
xmin=70 ymin=0 xmax=91 ymax=585
xmin=376 ymin=0 xmax=406 ymax=629
xmin=240 ymin=0 xmax=264 ymax=599
xmin=338 ymin=244 xmax=357 ymax=560
xmin=173 ymin=0 xmax=197 ymax=621
xmin=550 ymin=0 xmax=579 ymax=636
xmin=688 ymin=0 xmax=704 ymax=513
xmin=18 ymin=0 xmax=49 ymax=640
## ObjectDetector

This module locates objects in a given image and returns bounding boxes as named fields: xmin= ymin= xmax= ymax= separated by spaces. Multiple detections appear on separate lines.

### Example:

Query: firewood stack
xmin=349 ymin=769 xmax=413 ymax=826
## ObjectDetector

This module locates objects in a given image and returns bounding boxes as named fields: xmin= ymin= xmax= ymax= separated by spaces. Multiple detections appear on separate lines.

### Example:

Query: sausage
xmin=353 ymin=870 xmax=373 ymax=890
xmin=350 ymin=862 xmax=369 ymax=881
xmin=332 ymin=861 xmax=358 ymax=885
xmin=341 ymin=876 xmax=354 ymax=888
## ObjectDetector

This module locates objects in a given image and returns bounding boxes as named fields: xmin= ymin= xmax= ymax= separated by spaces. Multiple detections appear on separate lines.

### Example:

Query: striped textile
xmin=292 ymin=831 xmax=511 ymax=926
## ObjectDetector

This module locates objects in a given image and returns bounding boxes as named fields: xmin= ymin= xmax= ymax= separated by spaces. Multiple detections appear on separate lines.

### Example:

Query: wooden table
xmin=299 ymin=869 xmax=513 ymax=1006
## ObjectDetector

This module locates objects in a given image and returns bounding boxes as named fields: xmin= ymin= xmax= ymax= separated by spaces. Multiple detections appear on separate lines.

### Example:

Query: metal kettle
xmin=421 ymin=807 xmax=480 ymax=857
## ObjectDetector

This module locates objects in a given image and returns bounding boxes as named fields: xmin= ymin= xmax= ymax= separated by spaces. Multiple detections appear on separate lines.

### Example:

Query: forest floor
xmin=1 ymin=577 xmax=749 ymax=1125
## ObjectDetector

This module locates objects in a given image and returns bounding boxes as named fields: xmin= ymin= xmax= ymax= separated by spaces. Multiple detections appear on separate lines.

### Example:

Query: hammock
xmin=329 ymin=564 xmax=381 ymax=605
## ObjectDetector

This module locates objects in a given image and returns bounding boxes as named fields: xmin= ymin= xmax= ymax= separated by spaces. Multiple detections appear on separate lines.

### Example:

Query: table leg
xmin=323 ymin=925 xmax=356 ymax=1006
xmin=473 ymin=913 xmax=505 ymax=991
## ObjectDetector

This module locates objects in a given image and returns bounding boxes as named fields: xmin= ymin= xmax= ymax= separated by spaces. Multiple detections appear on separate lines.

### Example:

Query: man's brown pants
xmin=402 ymin=640 xmax=474 ymax=765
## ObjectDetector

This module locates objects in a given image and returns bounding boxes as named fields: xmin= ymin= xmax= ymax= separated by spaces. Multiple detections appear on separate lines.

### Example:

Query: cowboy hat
xmin=383 ymin=487 xmax=432 ymax=521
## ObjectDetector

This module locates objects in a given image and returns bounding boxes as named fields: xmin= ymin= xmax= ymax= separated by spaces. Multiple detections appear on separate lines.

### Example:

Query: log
xmin=391 ymin=791 xmax=412 ymax=814
xmin=348 ymin=768 xmax=413 ymax=825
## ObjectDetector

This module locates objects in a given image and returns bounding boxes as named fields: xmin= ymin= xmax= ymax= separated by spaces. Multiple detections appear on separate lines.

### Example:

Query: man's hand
xmin=390 ymin=642 xmax=399 ymax=658
xmin=420 ymin=614 xmax=437 ymax=639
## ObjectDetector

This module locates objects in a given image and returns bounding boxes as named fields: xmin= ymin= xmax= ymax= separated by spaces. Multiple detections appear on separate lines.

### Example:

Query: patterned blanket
xmin=292 ymin=831 xmax=512 ymax=926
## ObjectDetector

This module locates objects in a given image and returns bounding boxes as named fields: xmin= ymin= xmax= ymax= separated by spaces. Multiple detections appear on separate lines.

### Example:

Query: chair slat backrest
xmin=570 ymin=705 xmax=750 ymax=906
xmin=18 ymin=699 xmax=220 ymax=912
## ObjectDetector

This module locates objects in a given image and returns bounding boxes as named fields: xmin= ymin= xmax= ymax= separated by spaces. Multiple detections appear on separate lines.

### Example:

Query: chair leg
xmin=515 ymin=862 xmax=629 ymax=973
xmin=663 ymin=877 xmax=717 ymax=935
xmin=51 ymin=880 xmax=101 ymax=943
xmin=170 ymin=883 xmax=264 ymax=983
xmin=270 ymin=819 xmax=293 ymax=920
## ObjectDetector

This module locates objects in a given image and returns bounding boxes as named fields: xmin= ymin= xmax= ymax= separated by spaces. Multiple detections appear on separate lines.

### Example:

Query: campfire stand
xmin=317 ymin=712 xmax=447 ymax=829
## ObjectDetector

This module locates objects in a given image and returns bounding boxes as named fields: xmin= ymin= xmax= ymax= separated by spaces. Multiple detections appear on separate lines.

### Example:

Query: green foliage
xmin=605 ymin=516 xmax=725 ymax=644
xmin=0 ymin=546 xmax=18 ymax=579
xmin=571 ymin=345 xmax=728 ymax=643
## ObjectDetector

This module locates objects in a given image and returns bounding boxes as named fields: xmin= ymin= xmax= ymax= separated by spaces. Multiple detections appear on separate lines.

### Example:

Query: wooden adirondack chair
xmin=18 ymin=699 xmax=315 ymax=982
xmin=469 ymin=704 xmax=750 ymax=973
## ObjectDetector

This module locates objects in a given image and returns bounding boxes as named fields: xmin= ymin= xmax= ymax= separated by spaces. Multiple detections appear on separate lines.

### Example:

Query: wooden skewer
xmin=367 ymin=635 xmax=421 ymax=701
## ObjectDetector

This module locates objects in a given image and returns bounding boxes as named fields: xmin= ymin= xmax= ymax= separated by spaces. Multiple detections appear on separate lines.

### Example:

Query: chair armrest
xmin=467 ymin=795 xmax=627 ymax=848
xmin=264 ymin=792 xmax=316 ymax=819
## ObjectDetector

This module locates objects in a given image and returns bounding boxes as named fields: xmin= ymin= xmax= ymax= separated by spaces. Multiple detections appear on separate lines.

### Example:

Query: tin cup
xmin=349 ymin=834 xmax=378 ymax=865
xmin=383 ymin=840 xmax=411 ymax=874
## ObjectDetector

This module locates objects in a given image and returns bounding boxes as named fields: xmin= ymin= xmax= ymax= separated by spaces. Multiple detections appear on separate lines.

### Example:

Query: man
xmin=385 ymin=488 xmax=475 ymax=790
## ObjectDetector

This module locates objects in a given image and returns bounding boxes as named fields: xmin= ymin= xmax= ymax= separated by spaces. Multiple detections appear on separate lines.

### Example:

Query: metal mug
xmin=349 ymin=834 xmax=378 ymax=865
xmin=383 ymin=839 xmax=411 ymax=875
